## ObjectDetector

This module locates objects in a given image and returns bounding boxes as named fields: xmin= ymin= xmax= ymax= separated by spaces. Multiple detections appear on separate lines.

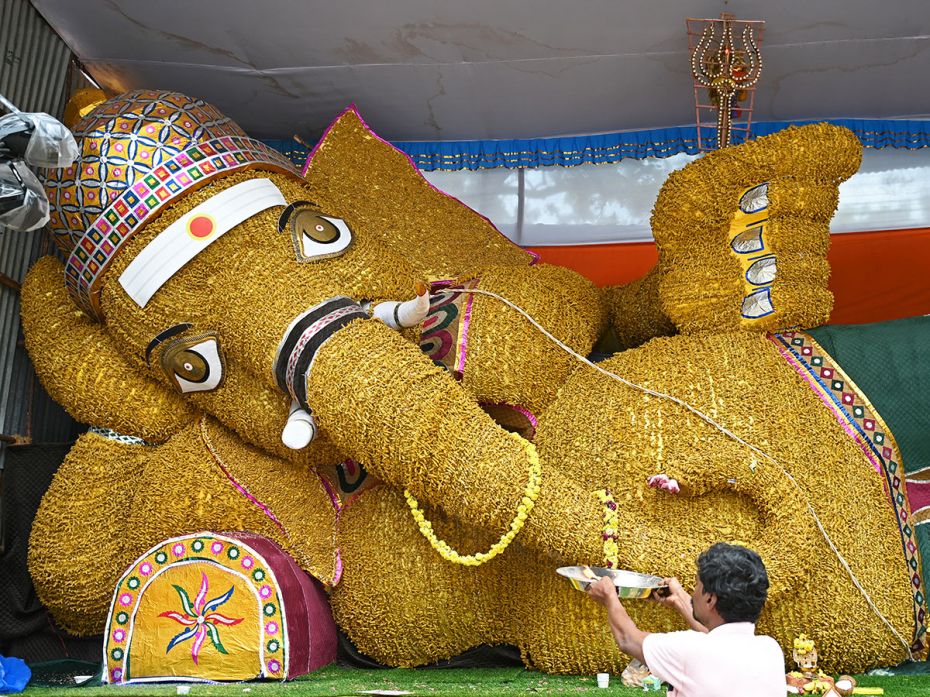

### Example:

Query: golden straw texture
xmin=94 ymin=170 xmax=418 ymax=467
xmin=123 ymin=418 xmax=339 ymax=587
xmin=20 ymin=256 xmax=197 ymax=443
xmin=605 ymin=124 xmax=860 ymax=342
xmin=653 ymin=124 xmax=861 ymax=334
xmin=306 ymin=317 xmax=603 ymax=563
xmin=28 ymin=433 xmax=147 ymax=634
xmin=604 ymin=267 xmax=677 ymax=350
xmin=24 ymin=94 xmax=902 ymax=675
xmin=460 ymin=263 xmax=606 ymax=413
xmin=29 ymin=418 xmax=339 ymax=635
xmin=304 ymin=108 xmax=533 ymax=281
xmin=536 ymin=330 xmax=912 ymax=672
xmin=333 ymin=485 xmax=682 ymax=673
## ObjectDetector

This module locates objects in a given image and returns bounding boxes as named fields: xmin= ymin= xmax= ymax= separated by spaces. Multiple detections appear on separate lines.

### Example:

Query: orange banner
xmin=529 ymin=227 xmax=930 ymax=326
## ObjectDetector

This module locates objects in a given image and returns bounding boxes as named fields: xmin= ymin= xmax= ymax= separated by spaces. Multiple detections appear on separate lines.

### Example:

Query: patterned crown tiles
xmin=46 ymin=91 xmax=241 ymax=253
xmin=43 ymin=90 xmax=300 ymax=320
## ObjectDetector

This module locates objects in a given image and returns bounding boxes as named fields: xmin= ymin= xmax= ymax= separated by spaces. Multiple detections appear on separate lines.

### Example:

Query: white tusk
xmin=372 ymin=288 xmax=430 ymax=330
xmin=281 ymin=399 xmax=317 ymax=449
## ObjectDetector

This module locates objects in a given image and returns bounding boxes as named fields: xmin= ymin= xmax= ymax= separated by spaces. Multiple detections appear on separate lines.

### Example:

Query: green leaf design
xmin=172 ymin=584 xmax=196 ymax=616
xmin=205 ymin=621 xmax=229 ymax=655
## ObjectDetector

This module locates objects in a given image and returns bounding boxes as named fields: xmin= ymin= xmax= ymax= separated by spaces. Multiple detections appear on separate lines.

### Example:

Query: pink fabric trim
xmin=202 ymin=432 xmax=289 ymax=537
xmin=479 ymin=402 xmax=538 ymax=439
xmin=456 ymin=283 xmax=477 ymax=374
xmin=507 ymin=403 xmax=538 ymax=430
xmin=317 ymin=472 xmax=342 ymax=513
xmin=315 ymin=472 xmax=344 ymax=586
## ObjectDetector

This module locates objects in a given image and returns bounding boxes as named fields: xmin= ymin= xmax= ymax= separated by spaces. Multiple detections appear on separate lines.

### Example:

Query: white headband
xmin=118 ymin=178 xmax=286 ymax=308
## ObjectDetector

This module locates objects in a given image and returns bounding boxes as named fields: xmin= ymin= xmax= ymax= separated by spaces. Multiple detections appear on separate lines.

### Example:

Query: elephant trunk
xmin=304 ymin=316 xmax=603 ymax=563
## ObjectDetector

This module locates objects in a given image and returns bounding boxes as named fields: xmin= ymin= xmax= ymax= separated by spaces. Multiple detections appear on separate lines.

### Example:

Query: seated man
xmin=587 ymin=542 xmax=786 ymax=696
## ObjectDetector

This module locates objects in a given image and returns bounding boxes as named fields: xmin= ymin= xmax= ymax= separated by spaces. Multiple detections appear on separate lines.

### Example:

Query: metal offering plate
xmin=556 ymin=566 xmax=666 ymax=599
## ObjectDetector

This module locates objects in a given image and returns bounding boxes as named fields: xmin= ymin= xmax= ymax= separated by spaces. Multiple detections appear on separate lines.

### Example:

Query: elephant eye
xmin=171 ymin=349 xmax=208 ymax=382
xmin=278 ymin=200 xmax=353 ymax=262
xmin=159 ymin=334 xmax=224 ymax=393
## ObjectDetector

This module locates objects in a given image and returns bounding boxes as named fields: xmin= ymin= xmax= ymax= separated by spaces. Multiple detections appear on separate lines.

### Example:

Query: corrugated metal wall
xmin=0 ymin=0 xmax=71 ymax=114
xmin=0 ymin=0 xmax=83 ymax=475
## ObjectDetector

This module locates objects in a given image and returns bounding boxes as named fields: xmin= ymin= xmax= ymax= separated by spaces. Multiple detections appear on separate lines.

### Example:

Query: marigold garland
xmin=596 ymin=489 xmax=620 ymax=568
xmin=404 ymin=432 xmax=541 ymax=566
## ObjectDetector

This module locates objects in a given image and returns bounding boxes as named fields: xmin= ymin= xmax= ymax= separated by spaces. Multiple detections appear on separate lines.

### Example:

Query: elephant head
xmin=22 ymin=91 xmax=606 ymax=593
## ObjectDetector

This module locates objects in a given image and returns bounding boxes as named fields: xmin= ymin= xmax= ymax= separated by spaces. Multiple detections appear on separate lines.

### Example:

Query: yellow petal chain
xmin=404 ymin=432 xmax=541 ymax=566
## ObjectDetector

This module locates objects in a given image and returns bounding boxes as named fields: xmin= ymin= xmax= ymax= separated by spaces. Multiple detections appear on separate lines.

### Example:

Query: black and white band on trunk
xmin=274 ymin=296 xmax=368 ymax=413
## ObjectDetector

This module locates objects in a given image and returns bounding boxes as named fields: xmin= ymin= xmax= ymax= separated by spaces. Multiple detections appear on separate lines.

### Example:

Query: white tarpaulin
xmin=28 ymin=0 xmax=930 ymax=142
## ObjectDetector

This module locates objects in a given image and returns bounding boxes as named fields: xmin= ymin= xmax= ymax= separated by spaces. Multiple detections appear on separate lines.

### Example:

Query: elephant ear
xmin=21 ymin=256 xmax=198 ymax=443
xmin=609 ymin=124 xmax=861 ymax=346
xmin=302 ymin=105 xmax=533 ymax=281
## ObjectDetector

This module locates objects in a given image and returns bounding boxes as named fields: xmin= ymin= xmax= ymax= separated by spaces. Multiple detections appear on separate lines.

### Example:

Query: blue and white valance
xmin=264 ymin=118 xmax=930 ymax=172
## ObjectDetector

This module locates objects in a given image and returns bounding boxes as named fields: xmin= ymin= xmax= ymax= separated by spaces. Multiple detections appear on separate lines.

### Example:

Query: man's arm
xmin=587 ymin=576 xmax=649 ymax=663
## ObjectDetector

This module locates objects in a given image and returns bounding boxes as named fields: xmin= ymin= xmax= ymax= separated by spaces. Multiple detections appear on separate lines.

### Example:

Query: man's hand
xmin=652 ymin=577 xmax=689 ymax=612
xmin=652 ymin=577 xmax=708 ymax=633
xmin=587 ymin=575 xmax=621 ymax=609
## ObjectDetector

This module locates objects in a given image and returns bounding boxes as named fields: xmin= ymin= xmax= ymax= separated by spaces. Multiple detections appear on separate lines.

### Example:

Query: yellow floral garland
xmin=596 ymin=489 xmax=620 ymax=568
xmin=404 ymin=432 xmax=541 ymax=566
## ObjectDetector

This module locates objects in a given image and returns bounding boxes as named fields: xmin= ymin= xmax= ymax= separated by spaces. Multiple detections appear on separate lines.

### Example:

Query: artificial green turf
xmin=19 ymin=666 xmax=930 ymax=696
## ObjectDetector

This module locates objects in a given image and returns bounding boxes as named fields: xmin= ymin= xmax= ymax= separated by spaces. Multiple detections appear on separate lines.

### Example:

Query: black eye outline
xmin=145 ymin=323 xmax=193 ymax=366
xmin=159 ymin=333 xmax=225 ymax=393
xmin=277 ymin=200 xmax=353 ymax=262
xmin=277 ymin=200 xmax=315 ymax=233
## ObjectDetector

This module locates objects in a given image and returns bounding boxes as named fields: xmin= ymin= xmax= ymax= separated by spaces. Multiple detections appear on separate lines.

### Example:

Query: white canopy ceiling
xmin=30 ymin=0 xmax=930 ymax=142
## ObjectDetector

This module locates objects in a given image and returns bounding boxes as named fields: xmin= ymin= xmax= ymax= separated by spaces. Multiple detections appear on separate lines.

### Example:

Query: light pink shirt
xmin=642 ymin=622 xmax=786 ymax=697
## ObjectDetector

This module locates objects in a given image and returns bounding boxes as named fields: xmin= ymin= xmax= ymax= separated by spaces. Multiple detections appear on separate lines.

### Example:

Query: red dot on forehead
xmin=188 ymin=215 xmax=214 ymax=238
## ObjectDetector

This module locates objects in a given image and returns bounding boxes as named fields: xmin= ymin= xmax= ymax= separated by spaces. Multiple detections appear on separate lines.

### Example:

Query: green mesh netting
xmin=810 ymin=316 xmax=930 ymax=671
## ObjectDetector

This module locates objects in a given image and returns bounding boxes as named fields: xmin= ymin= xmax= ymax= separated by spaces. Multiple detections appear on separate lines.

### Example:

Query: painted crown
xmin=44 ymin=90 xmax=299 ymax=320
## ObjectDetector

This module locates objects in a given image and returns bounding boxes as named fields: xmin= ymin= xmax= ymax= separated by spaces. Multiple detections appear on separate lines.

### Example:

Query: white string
xmin=459 ymin=286 xmax=914 ymax=657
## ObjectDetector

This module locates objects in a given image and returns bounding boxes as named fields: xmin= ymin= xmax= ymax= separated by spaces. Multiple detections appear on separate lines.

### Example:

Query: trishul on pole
xmin=687 ymin=13 xmax=764 ymax=150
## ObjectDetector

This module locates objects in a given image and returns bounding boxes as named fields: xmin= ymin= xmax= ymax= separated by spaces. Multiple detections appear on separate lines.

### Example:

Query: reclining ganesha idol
xmin=21 ymin=90 xmax=930 ymax=676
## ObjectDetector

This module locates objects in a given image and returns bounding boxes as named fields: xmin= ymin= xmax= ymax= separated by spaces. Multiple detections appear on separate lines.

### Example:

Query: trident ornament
xmin=690 ymin=15 xmax=763 ymax=149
